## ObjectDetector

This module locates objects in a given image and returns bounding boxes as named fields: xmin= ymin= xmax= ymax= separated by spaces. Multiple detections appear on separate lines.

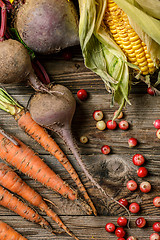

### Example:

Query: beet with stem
xmin=14 ymin=0 xmax=79 ymax=54
xmin=0 ymin=0 xmax=51 ymax=92
xmin=29 ymin=84 xmax=131 ymax=219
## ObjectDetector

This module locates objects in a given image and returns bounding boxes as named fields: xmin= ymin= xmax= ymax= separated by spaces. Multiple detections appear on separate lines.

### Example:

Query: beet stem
xmin=35 ymin=59 xmax=51 ymax=84
xmin=60 ymin=127 xmax=131 ymax=225
xmin=0 ymin=0 xmax=7 ymax=41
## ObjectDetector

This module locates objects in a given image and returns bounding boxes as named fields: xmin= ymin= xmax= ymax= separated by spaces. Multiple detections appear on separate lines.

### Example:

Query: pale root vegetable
xmin=0 ymin=221 xmax=28 ymax=240
xmin=14 ymin=0 xmax=79 ymax=54
xmin=0 ymin=129 xmax=92 ymax=217
xmin=0 ymin=162 xmax=79 ymax=240
xmin=0 ymin=88 xmax=95 ymax=216
xmin=29 ymin=84 xmax=131 ymax=219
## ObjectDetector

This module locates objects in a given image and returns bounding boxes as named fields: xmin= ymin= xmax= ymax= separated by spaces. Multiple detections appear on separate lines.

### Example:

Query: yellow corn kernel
xmin=104 ymin=0 xmax=155 ymax=75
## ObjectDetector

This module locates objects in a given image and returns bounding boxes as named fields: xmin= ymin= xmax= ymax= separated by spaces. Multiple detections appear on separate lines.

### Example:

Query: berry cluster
xmin=153 ymin=119 xmax=160 ymax=140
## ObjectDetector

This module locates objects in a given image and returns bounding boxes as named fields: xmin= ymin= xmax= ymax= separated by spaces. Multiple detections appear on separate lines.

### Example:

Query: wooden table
xmin=0 ymin=46 xmax=160 ymax=240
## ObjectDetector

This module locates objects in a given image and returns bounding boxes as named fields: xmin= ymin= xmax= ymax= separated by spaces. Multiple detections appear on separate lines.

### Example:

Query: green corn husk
xmin=78 ymin=0 xmax=160 ymax=116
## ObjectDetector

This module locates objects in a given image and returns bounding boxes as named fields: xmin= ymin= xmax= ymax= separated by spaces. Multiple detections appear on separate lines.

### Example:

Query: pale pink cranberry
xmin=114 ymin=110 xmax=123 ymax=119
xmin=153 ymin=197 xmax=160 ymax=207
xmin=93 ymin=110 xmax=103 ymax=121
xmin=127 ymin=237 xmax=138 ymax=240
xmin=140 ymin=181 xmax=151 ymax=193
xmin=127 ymin=180 xmax=138 ymax=191
xmin=150 ymin=233 xmax=160 ymax=240
xmin=156 ymin=129 xmax=160 ymax=139
xmin=80 ymin=136 xmax=88 ymax=144
xmin=96 ymin=120 xmax=106 ymax=131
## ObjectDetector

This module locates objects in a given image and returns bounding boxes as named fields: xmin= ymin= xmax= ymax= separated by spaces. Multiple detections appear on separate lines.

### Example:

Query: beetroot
xmin=28 ymin=84 xmax=131 ymax=218
xmin=14 ymin=0 xmax=79 ymax=54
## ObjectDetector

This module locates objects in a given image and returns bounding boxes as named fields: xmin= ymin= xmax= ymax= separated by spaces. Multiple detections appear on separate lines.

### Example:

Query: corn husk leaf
xmin=78 ymin=0 xmax=160 ymax=114
xmin=135 ymin=0 xmax=160 ymax=20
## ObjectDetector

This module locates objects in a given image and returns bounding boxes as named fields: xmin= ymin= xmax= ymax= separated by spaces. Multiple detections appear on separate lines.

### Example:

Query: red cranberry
xmin=150 ymin=233 xmax=160 ymax=240
xmin=117 ymin=217 xmax=127 ymax=227
xmin=114 ymin=110 xmax=123 ymax=119
xmin=119 ymin=120 xmax=129 ymax=130
xmin=118 ymin=198 xmax=128 ymax=207
xmin=127 ymin=180 xmax=138 ymax=191
xmin=106 ymin=120 xmax=117 ymax=130
xmin=153 ymin=119 xmax=160 ymax=129
xmin=129 ymin=202 xmax=140 ymax=213
xmin=135 ymin=217 xmax=146 ymax=228
xmin=118 ymin=238 xmax=125 ymax=240
xmin=115 ymin=227 xmax=126 ymax=238
xmin=93 ymin=110 xmax=103 ymax=121
xmin=140 ymin=181 xmax=151 ymax=193
xmin=101 ymin=145 xmax=111 ymax=155
xmin=96 ymin=120 xmax=106 ymax=131
xmin=127 ymin=237 xmax=137 ymax=240
xmin=105 ymin=223 xmax=115 ymax=233
xmin=77 ymin=89 xmax=88 ymax=101
xmin=156 ymin=129 xmax=160 ymax=139
xmin=153 ymin=222 xmax=160 ymax=232
xmin=153 ymin=197 xmax=160 ymax=208
xmin=128 ymin=138 xmax=138 ymax=147
xmin=137 ymin=167 xmax=148 ymax=178
xmin=132 ymin=154 xmax=145 ymax=166
xmin=147 ymin=87 xmax=155 ymax=96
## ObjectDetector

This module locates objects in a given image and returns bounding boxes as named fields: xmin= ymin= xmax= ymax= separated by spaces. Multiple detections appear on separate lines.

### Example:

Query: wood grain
xmin=0 ymin=46 xmax=159 ymax=239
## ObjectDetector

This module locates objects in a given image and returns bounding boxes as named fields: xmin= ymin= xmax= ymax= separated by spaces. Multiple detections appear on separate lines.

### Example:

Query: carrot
xmin=0 ymin=88 xmax=97 ymax=216
xmin=0 ymin=220 xmax=28 ymax=240
xmin=0 ymin=162 xmax=79 ymax=240
xmin=0 ymin=185 xmax=53 ymax=233
xmin=0 ymin=129 xmax=92 ymax=215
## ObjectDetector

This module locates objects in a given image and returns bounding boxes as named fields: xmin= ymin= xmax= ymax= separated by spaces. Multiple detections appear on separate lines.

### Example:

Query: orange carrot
xmin=0 ymin=220 xmax=28 ymax=240
xmin=0 ymin=88 xmax=96 ymax=215
xmin=0 ymin=185 xmax=53 ymax=233
xmin=0 ymin=162 xmax=79 ymax=240
xmin=0 ymin=130 xmax=91 ymax=215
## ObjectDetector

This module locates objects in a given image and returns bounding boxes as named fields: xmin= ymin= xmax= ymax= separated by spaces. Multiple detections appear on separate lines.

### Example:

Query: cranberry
xmin=129 ymin=202 xmax=140 ymax=213
xmin=127 ymin=180 xmax=138 ymax=191
xmin=140 ymin=181 xmax=151 ymax=193
xmin=119 ymin=120 xmax=129 ymax=130
xmin=137 ymin=167 xmax=148 ymax=178
xmin=77 ymin=89 xmax=88 ymax=101
xmin=118 ymin=238 xmax=125 ymax=240
xmin=150 ymin=233 xmax=160 ymax=240
xmin=135 ymin=217 xmax=146 ymax=228
xmin=132 ymin=154 xmax=145 ymax=166
xmin=147 ymin=87 xmax=155 ymax=96
xmin=105 ymin=223 xmax=116 ymax=233
xmin=96 ymin=120 xmax=106 ymax=131
xmin=117 ymin=217 xmax=127 ymax=227
xmin=106 ymin=120 xmax=117 ymax=130
xmin=156 ymin=129 xmax=160 ymax=139
xmin=115 ymin=227 xmax=126 ymax=238
xmin=127 ymin=237 xmax=137 ymax=240
xmin=101 ymin=145 xmax=111 ymax=155
xmin=128 ymin=138 xmax=138 ymax=147
xmin=153 ymin=197 xmax=160 ymax=207
xmin=153 ymin=119 xmax=160 ymax=129
xmin=93 ymin=110 xmax=104 ymax=121
xmin=153 ymin=222 xmax=160 ymax=232
xmin=80 ymin=136 xmax=88 ymax=144
xmin=118 ymin=198 xmax=128 ymax=207
xmin=114 ymin=110 xmax=123 ymax=119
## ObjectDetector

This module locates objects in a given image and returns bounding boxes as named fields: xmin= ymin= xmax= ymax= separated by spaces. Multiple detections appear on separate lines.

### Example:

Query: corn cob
xmin=104 ymin=0 xmax=155 ymax=75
